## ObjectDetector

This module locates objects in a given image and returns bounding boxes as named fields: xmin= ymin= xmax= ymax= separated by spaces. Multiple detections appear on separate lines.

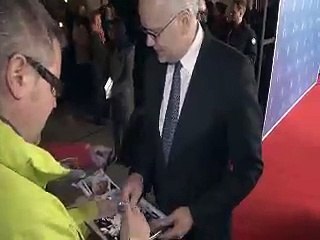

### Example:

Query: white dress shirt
xmin=159 ymin=24 xmax=204 ymax=135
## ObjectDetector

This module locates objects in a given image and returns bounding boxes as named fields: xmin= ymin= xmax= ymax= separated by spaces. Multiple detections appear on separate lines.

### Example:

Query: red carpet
xmin=233 ymin=84 xmax=320 ymax=240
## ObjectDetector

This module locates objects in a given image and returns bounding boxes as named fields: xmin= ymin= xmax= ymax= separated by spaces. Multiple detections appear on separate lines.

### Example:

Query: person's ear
xmin=6 ymin=54 xmax=32 ymax=99
xmin=180 ymin=11 xmax=192 ymax=36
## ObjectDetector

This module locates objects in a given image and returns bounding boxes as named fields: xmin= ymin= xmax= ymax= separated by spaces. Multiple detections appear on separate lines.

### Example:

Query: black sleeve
xmin=126 ymin=107 xmax=155 ymax=192
xmin=189 ymin=58 xmax=263 ymax=227
xmin=126 ymin=56 xmax=156 ymax=191
xmin=244 ymin=29 xmax=258 ymax=65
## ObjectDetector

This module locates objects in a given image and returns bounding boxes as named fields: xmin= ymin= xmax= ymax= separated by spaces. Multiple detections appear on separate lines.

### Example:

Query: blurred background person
xmin=90 ymin=9 xmax=109 ymax=125
xmin=206 ymin=1 xmax=228 ymax=40
xmin=223 ymin=0 xmax=258 ymax=64
xmin=197 ymin=0 xmax=208 ymax=26
xmin=71 ymin=5 xmax=93 ymax=109
xmin=107 ymin=17 xmax=135 ymax=161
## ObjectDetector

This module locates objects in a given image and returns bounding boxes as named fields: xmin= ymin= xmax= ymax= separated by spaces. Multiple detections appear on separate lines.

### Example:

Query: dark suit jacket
xmin=226 ymin=23 xmax=258 ymax=65
xmin=130 ymin=31 xmax=263 ymax=240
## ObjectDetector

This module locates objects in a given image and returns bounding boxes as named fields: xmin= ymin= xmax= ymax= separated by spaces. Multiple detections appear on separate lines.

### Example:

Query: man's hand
xmin=158 ymin=207 xmax=193 ymax=240
xmin=120 ymin=205 xmax=150 ymax=240
xmin=121 ymin=173 xmax=144 ymax=206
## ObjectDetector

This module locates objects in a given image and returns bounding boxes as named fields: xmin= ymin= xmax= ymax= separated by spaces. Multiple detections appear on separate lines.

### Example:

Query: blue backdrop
xmin=263 ymin=0 xmax=320 ymax=137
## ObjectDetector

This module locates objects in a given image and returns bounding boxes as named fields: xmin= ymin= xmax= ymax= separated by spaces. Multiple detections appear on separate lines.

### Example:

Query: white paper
xmin=104 ymin=77 xmax=114 ymax=100
xmin=75 ymin=170 xmax=166 ymax=240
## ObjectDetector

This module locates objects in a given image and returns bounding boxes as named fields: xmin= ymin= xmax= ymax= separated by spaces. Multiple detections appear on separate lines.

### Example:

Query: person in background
xmin=197 ymin=0 xmax=207 ymax=26
xmin=121 ymin=0 xmax=263 ymax=239
xmin=207 ymin=1 xmax=228 ymax=40
xmin=71 ymin=7 xmax=93 ymax=108
xmin=90 ymin=10 xmax=109 ymax=125
xmin=107 ymin=18 xmax=135 ymax=160
xmin=101 ymin=3 xmax=117 ymax=40
xmin=224 ymin=0 xmax=258 ymax=64
xmin=0 ymin=1 xmax=149 ymax=239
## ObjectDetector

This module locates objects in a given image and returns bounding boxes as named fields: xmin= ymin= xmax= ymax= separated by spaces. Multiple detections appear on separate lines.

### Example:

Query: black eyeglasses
xmin=24 ymin=55 xmax=62 ymax=97
xmin=141 ymin=9 xmax=186 ymax=40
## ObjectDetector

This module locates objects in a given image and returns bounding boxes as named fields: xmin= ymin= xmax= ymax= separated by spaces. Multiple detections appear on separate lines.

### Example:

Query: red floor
xmin=233 ymin=84 xmax=320 ymax=240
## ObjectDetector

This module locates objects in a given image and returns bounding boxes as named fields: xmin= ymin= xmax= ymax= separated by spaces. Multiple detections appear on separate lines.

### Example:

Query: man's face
xmin=5 ymin=39 xmax=62 ymax=143
xmin=94 ymin=14 xmax=102 ymax=28
xmin=92 ymin=14 xmax=103 ymax=34
xmin=230 ymin=4 xmax=245 ymax=24
xmin=30 ymin=40 xmax=61 ymax=143
xmin=139 ymin=0 xmax=187 ymax=63
xmin=33 ymin=41 xmax=61 ymax=140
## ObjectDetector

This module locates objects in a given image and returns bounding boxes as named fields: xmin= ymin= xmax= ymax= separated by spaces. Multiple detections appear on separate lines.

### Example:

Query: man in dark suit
xmin=121 ymin=0 xmax=264 ymax=239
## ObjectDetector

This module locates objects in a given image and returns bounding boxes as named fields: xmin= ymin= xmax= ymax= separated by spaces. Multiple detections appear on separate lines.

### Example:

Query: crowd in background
xmin=58 ymin=2 xmax=136 ymax=159
xmin=45 ymin=0 xmax=278 ymax=161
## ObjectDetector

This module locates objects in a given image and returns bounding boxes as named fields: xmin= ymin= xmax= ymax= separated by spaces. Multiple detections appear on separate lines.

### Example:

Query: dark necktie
xmin=162 ymin=61 xmax=182 ymax=164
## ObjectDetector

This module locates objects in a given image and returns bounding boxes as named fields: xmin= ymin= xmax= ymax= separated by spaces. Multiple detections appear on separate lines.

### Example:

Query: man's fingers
xmin=159 ymin=214 xmax=184 ymax=239
xmin=121 ymin=174 xmax=144 ymax=204
xmin=149 ymin=217 xmax=174 ymax=236
xmin=121 ymin=184 xmax=131 ymax=202
xmin=159 ymin=225 xmax=183 ymax=240
xmin=130 ymin=189 xmax=142 ymax=206
xmin=160 ymin=213 xmax=176 ymax=227
xmin=149 ymin=219 xmax=162 ymax=232
xmin=121 ymin=186 xmax=142 ymax=208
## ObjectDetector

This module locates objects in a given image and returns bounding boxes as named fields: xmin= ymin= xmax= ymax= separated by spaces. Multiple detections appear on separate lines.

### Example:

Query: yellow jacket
xmin=0 ymin=119 xmax=96 ymax=240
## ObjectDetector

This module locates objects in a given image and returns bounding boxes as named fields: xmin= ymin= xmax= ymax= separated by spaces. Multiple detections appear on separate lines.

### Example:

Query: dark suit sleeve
xmin=126 ymin=107 xmax=155 ymax=192
xmin=244 ymin=29 xmax=258 ymax=64
xmin=189 ymin=58 xmax=263 ymax=227
xmin=126 ymin=53 xmax=157 ymax=190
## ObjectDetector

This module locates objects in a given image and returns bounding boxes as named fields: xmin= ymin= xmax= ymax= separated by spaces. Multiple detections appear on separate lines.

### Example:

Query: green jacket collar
xmin=0 ymin=119 xmax=70 ymax=188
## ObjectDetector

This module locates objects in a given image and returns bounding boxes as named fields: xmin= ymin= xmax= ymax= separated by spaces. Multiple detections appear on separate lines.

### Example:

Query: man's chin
xmin=158 ymin=56 xmax=177 ymax=64
xmin=34 ymin=134 xmax=41 ymax=145
xmin=157 ymin=55 xmax=167 ymax=63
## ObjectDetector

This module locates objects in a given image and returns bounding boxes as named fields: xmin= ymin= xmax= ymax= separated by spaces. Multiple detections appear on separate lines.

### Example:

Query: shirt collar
xmin=180 ymin=22 xmax=204 ymax=74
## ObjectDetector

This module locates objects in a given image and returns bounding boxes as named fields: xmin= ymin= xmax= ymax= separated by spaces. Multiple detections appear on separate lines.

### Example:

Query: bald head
xmin=139 ymin=0 xmax=199 ymax=63
xmin=139 ymin=0 xmax=199 ymax=24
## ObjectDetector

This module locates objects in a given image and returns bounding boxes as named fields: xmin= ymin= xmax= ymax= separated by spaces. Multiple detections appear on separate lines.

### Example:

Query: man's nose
xmin=146 ymin=35 xmax=155 ymax=47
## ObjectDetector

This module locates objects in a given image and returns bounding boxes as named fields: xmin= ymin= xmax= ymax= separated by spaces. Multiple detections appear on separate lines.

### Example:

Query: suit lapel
xmin=168 ymin=32 xmax=212 ymax=164
xmin=150 ymin=59 xmax=169 ymax=171
xmin=148 ymin=56 xmax=167 ymax=130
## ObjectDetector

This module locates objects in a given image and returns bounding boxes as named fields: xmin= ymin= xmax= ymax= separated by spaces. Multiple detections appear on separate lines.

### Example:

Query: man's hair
xmin=169 ymin=0 xmax=199 ymax=16
xmin=0 ymin=0 xmax=64 ymax=73
xmin=198 ymin=0 xmax=206 ymax=12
